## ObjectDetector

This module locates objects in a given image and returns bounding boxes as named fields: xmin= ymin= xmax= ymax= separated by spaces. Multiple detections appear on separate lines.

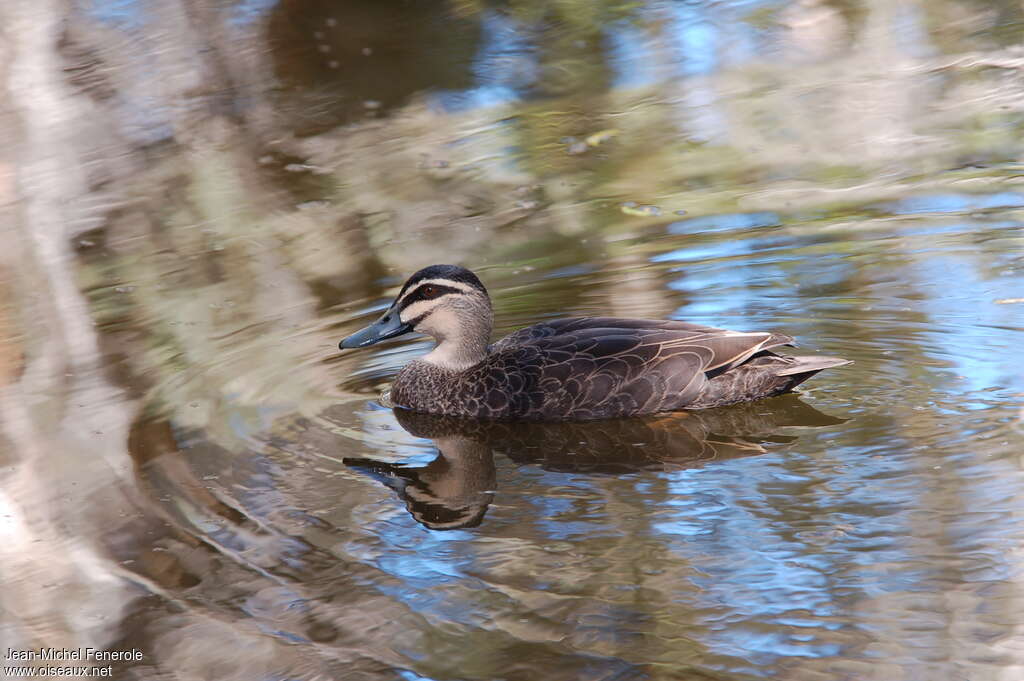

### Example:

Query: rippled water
xmin=3 ymin=1 xmax=1024 ymax=680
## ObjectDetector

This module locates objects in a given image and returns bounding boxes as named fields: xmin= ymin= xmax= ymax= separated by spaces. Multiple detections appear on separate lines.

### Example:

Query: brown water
xmin=3 ymin=1 xmax=1024 ymax=680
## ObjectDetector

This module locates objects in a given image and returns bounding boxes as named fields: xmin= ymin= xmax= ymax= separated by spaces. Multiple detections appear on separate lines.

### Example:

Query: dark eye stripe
xmin=407 ymin=311 xmax=431 ymax=328
xmin=398 ymin=283 xmax=462 ymax=309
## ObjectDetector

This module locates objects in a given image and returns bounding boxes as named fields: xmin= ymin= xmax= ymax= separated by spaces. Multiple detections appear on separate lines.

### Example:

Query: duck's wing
xmin=495 ymin=316 xmax=792 ymax=349
xmin=481 ymin=321 xmax=794 ymax=419
xmin=491 ymin=316 xmax=755 ymax=351
xmin=499 ymin=317 xmax=792 ymax=369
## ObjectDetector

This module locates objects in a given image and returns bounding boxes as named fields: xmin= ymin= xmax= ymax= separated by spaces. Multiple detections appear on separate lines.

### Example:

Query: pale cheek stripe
xmin=400 ymin=299 xmax=436 ymax=322
xmin=401 ymin=296 xmax=463 ymax=324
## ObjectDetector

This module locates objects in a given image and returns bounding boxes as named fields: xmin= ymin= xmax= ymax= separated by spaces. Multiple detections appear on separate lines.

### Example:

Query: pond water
xmin=3 ymin=1 xmax=1024 ymax=680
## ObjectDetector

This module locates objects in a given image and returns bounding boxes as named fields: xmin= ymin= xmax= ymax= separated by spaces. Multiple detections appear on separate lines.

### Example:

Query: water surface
xmin=2 ymin=1 xmax=1023 ymax=680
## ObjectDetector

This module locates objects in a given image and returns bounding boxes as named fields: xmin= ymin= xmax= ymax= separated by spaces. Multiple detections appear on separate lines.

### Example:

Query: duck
xmin=339 ymin=264 xmax=850 ymax=421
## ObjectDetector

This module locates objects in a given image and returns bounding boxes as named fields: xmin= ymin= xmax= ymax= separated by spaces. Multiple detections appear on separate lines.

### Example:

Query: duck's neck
xmin=420 ymin=306 xmax=492 ymax=372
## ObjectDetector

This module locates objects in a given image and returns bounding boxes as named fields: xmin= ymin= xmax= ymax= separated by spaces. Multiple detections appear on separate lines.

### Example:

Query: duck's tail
xmin=687 ymin=353 xmax=851 ymax=409
xmin=773 ymin=355 xmax=853 ymax=384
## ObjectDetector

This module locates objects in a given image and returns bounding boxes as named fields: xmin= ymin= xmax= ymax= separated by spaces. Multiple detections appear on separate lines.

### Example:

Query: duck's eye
xmin=421 ymin=285 xmax=438 ymax=298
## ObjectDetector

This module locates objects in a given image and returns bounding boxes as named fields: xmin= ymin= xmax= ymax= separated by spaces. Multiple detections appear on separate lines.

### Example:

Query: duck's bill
xmin=339 ymin=308 xmax=412 ymax=349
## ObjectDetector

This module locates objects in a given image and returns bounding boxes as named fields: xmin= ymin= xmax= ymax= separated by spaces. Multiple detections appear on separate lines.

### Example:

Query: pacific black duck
xmin=339 ymin=264 xmax=850 ymax=420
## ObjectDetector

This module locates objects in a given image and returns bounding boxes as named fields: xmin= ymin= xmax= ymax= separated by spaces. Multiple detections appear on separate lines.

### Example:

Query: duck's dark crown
xmin=399 ymin=264 xmax=488 ymax=298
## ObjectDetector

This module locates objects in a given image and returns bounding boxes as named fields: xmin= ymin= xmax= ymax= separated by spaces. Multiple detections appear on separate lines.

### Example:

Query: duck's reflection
xmin=344 ymin=422 xmax=497 ymax=531
xmin=344 ymin=397 xmax=845 ymax=530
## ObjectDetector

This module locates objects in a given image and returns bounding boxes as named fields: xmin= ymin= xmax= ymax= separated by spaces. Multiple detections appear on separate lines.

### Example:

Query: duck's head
xmin=339 ymin=264 xmax=493 ymax=370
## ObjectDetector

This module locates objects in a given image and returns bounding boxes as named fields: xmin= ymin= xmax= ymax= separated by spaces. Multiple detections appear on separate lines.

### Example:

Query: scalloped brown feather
xmin=389 ymin=316 xmax=850 ymax=420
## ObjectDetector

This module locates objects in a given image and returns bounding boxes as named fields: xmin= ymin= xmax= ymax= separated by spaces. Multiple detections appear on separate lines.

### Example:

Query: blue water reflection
xmin=437 ymin=11 xmax=536 ymax=111
xmin=910 ymin=254 xmax=1023 ymax=392
xmin=651 ymin=212 xmax=1024 ymax=401
xmin=228 ymin=0 xmax=277 ymax=27
xmin=880 ymin=192 xmax=1024 ymax=215
xmin=668 ymin=212 xmax=782 ymax=234
xmin=607 ymin=19 xmax=661 ymax=89
xmin=437 ymin=0 xmax=791 ymax=111
xmin=669 ymin=5 xmax=720 ymax=78
xmin=79 ymin=0 xmax=145 ymax=28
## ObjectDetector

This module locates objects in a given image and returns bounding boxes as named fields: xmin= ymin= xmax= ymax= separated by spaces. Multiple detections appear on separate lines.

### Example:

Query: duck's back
xmin=390 ymin=317 xmax=847 ymax=420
